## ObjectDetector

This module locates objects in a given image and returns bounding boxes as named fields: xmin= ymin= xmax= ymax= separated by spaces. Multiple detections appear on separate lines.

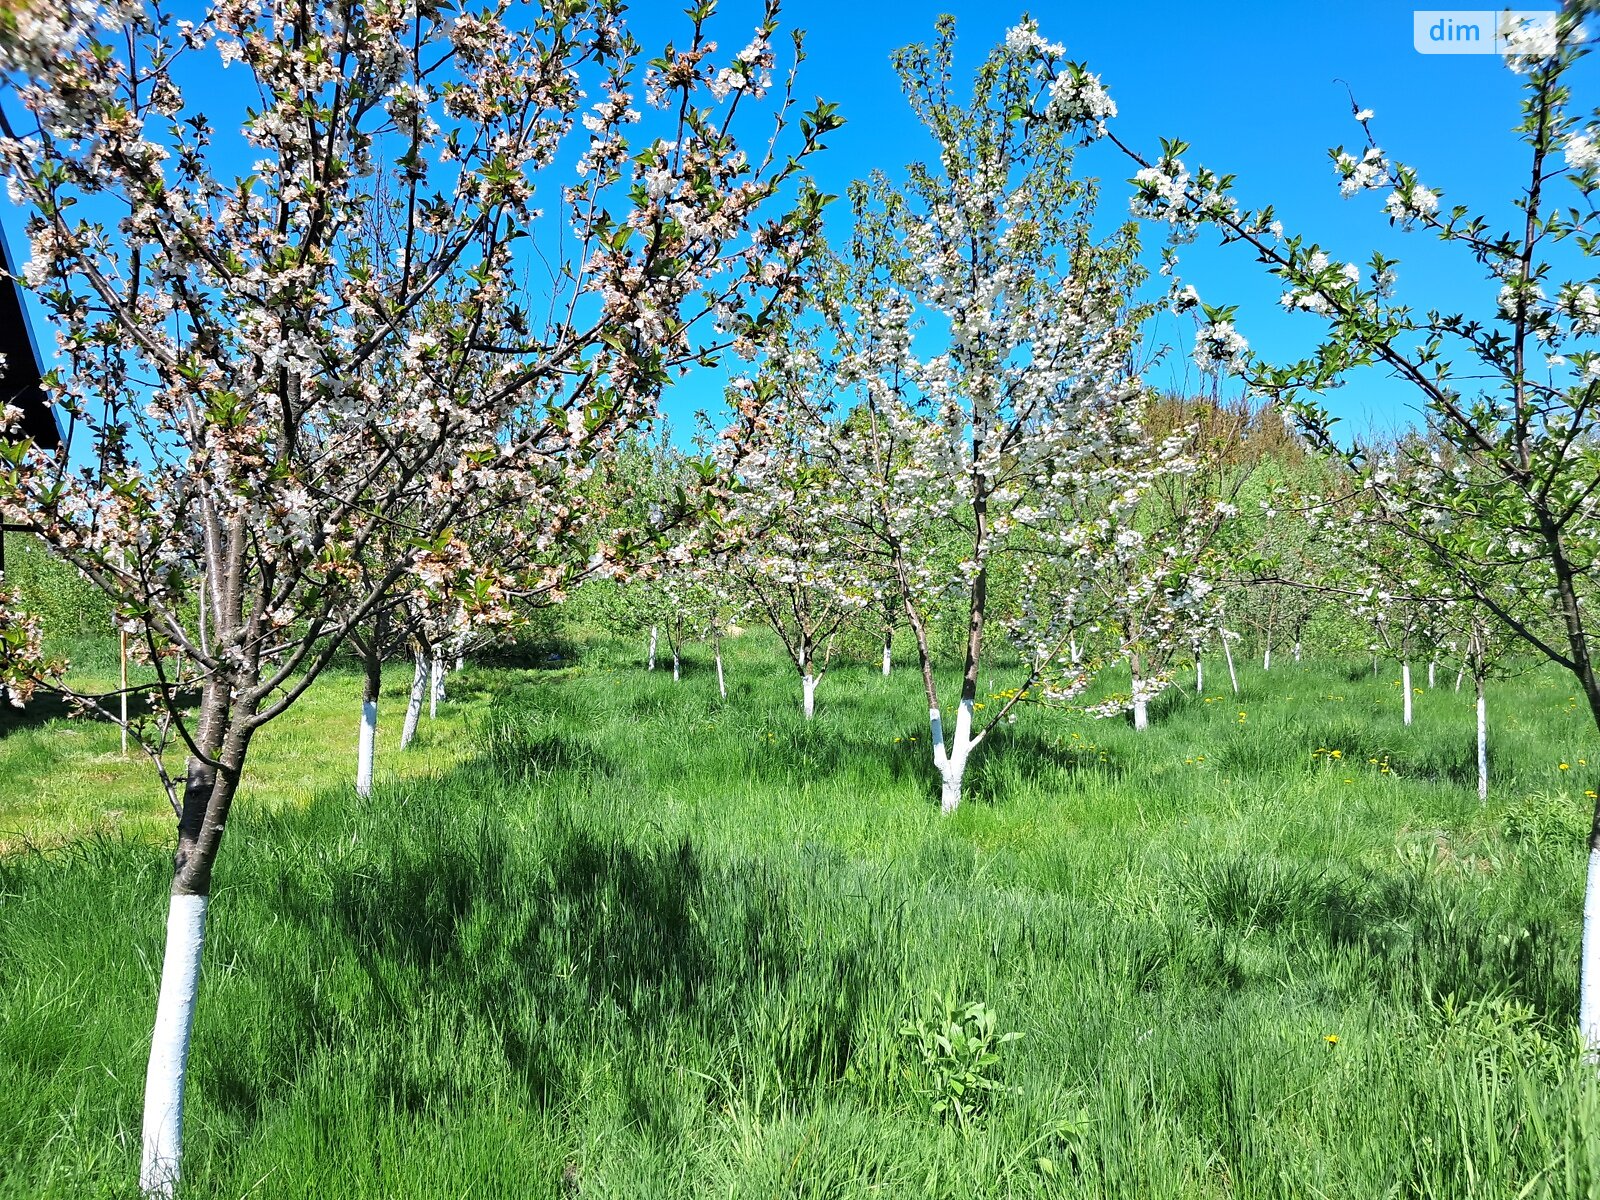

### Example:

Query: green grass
xmin=2 ymin=633 xmax=1599 ymax=1198
xmin=0 ymin=658 xmax=493 ymax=852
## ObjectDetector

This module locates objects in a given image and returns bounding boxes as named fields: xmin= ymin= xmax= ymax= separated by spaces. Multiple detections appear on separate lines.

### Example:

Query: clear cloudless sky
xmin=629 ymin=0 xmax=1584 ymax=440
xmin=3 ymin=2 xmax=1588 ymax=442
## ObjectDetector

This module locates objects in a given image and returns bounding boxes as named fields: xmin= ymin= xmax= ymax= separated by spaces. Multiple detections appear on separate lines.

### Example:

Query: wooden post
xmin=119 ymin=627 xmax=129 ymax=756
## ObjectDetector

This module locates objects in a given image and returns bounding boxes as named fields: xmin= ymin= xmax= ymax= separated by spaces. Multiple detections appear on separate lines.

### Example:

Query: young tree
xmin=791 ymin=19 xmax=1204 ymax=809
xmin=0 ymin=4 xmax=837 ymax=1192
xmin=723 ymin=403 xmax=873 ymax=718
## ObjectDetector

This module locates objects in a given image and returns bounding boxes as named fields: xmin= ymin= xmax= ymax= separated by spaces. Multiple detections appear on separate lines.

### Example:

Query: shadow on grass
xmin=1165 ymin=850 xmax=1575 ymax=1014
xmin=225 ymin=754 xmax=882 ymax=1133
xmin=0 ymin=682 xmax=202 ymax=743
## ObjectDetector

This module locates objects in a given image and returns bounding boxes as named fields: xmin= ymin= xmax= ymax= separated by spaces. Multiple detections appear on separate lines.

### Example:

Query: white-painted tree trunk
xmin=1130 ymin=655 xmax=1149 ymax=730
xmin=429 ymin=656 xmax=443 ymax=719
xmin=715 ymin=638 xmax=726 ymax=699
xmin=139 ymin=893 xmax=208 ymax=1199
xmin=931 ymin=699 xmax=976 ymax=814
xmin=801 ymin=673 xmax=817 ymax=720
xmin=1293 ymin=640 xmax=1302 ymax=664
xmin=1475 ymin=671 xmax=1488 ymax=804
xmin=647 ymin=625 xmax=657 ymax=671
xmin=356 ymin=699 xmax=377 ymax=798
xmin=454 ymin=654 xmax=464 ymax=672
xmin=1069 ymin=637 xmax=1081 ymax=666
xmin=1582 ymin=850 xmax=1600 ymax=1055
xmin=400 ymin=651 xmax=426 ymax=750
xmin=1195 ymin=655 xmax=1204 ymax=694
xmin=1402 ymin=660 xmax=1413 ymax=726
xmin=1221 ymin=632 xmax=1239 ymax=696
xmin=1428 ymin=660 xmax=1436 ymax=689
xmin=672 ymin=648 xmax=680 ymax=682
xmin=882 ymin=634 xmax=892 ymax=676
xmin=1456 ymin=661 xmax=1467 ymax=692
xmin=1263 ymin=643 xmax=1272 ymax=672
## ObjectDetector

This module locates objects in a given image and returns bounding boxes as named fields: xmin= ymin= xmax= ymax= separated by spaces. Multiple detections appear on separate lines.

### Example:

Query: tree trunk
xmin=140 ymin=893 xmax=208 ymax=1198
xmin=802 ymin=672 xmax=817 ymax=719
xmin=932 ymin=698 xmax=975 ymax=814
xmin=141 ymin=683 xmax=245 ymax=1199
xmin=1069 ymin=636 xmax=1081 ymax=666
xmin=1584 ymin=854 xmax=1600 ymax=1054
xmin=1475 ymin=668 xmax=1488 ymax=805
xmin=1195 ymin=654 xmax=1204 ymax=694
xmin=882 ymin=627 xmax=893 ymax=676
xmin=1456 ymin=660 xmax=1467 ymax=692
xmin=400 ymin=649 xmax=426 ymax=750
xmin=672 ymin=647 xmax=680 ymax=682
xmin=647 ymin=625 xmax=657 ymax=671
xmin=715 ymin=635 xmax=726 ymax=699
xmin=1428 ymin=659 xmax=1437 ymax=689
xmin=1221 ymin=631 xmax=1239 ymax=696
xmin=1402 ymin=660 xmax=1413 ymax=726
xmin=356 ymin=647 xmax=380 ymax=798
xmin=428 ymin=655 xmax=443 ymax=719
xmin=1293 ymin=640 xmax=1302 ymax=664
xmin=1262 ymin=641 xmax=1272 ymax=672
xmin=196 ymin=572 xmax=208 ymax=658
xmin=1130 ymin=649 xmax=1149 ymax=731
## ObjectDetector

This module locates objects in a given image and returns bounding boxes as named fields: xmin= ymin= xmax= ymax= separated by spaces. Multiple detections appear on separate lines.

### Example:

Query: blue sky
xmin=2 ymin=2 xmax=1582 ymax=443
xmin=667 ymin=0 xmax=1577 ymax=437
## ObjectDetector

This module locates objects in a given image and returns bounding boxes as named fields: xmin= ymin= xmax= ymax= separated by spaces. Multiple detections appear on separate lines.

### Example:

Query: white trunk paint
xmin=454 ymin=655 xmax=464 ymax=673
xmin=1475 ymin=673 xmax=1488 ymax=804
xmin=1132 ymin=697 xmax=1149 ymax=731
xmin=400 ymin=652 xmax=425 ymax=750
xmin=801 ymin=673 xmax=817 ymax=720
xmin=934 ymin=699 xmax=976 ymax=814
xmin=1069 ymin=637 xmax=1081 ymax=666
xmin=1582 ymin=848 xmax=1600 ymax=1055
xmin=1456 ymin=661 xmax=1467 ymax=693
xmin=1402 ymin=660 xmax=1413 ymax=726
xmin=715 ymin=642 xmax=726 ymax=699
xmin=1262 ymin=644 xmax=1272 ymax=672
xmin=356 ymin=699 xmax=377 ymax=798
xmin=1293 ymin=641 xmax=1302 ymax=664
xmin=429 ymin=656 xmax=443 ymax=719
xmin=1195 ymin=656 xmax=1204 ymax=694
xmin=140 ymin=893 xmax=208 ymax=1199
xmin=882 ymin=642 xmax=892 ymax=676
xmin=647 ymin=625 xmax=657 ymax=671
xmin=1221 ymin=632 xmax=1239 ymax=695
xmin=1428 ymin=660 xmax=1436 ymax=689
xmin=672 ymin=649 xmax=680 ymax=682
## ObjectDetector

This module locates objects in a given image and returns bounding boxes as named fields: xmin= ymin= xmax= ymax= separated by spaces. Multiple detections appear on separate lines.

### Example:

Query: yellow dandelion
xmin=1324 ymin=1035 xmax=1340 ymax=1045
xmin=1560 ymin=762 xmax=1571 ymax=771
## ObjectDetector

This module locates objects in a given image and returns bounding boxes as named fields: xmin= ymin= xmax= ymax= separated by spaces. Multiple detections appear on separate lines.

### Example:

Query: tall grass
xmin=1 ymin=634 xmax=1597 ymax=1197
